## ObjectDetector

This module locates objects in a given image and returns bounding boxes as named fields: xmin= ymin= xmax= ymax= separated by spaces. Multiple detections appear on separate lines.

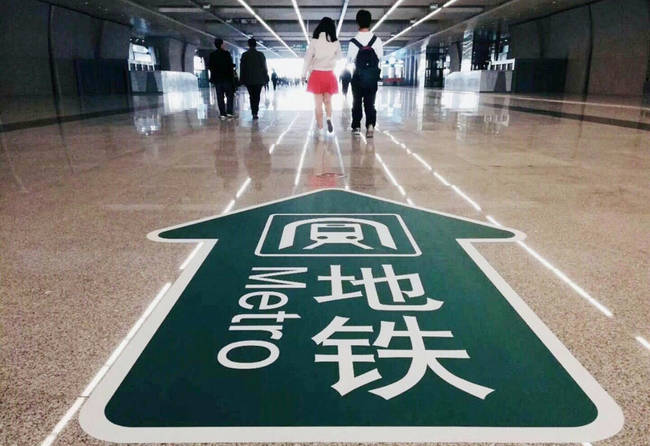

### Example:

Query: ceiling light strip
xmin=291 ymin=0 xmax=310 ymax=42
xmin=384 ymin=0 xmax=458 ymax=45
xmin=336 ymin=0 xmax=351 ymax=36
xmin=371 ymin=0 xmax=406 ymax=32
xmin=235 ymin=0 xmax=299 ymax=57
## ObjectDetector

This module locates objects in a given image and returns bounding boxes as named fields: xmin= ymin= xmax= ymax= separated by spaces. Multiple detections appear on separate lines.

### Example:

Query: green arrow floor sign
xmin=80 ymin=189 xmax=623 ymax=443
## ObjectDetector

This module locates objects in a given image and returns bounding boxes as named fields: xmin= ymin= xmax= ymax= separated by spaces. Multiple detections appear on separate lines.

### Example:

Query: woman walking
xmin=301 ymin=17 xmax=341 ymax=136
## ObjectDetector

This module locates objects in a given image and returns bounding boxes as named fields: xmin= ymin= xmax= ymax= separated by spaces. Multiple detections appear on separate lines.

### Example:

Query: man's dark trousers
xmin=246 ymin=84 xmax=263 ymax=116
xmin=342 ymin=80 xmax=350 ymax=96
xmin=351 ymin=83 xmax=377 ymax=129
xmin=214 ymin=80 xmax=234 ymax=116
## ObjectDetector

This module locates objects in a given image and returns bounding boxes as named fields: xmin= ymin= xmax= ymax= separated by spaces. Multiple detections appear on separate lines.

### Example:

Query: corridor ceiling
xmin=46 ymin=0 xmax=598 ymax=57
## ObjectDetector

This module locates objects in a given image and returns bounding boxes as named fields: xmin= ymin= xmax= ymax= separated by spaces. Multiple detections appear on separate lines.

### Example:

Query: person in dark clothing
xmin=240 ymin=38 xmax=269 ymax=120
xmin=340 ymin=68 xmax=352 ymax=96
xmin=208 ymin=38 xmax=235 ymax=118
xmin=347 ymin=10 xmax=383 ymax=137
xmin=271 ymin=69 xmax=278 ymax=90
xmin=232 ymin=63 xmax=239 ymax=96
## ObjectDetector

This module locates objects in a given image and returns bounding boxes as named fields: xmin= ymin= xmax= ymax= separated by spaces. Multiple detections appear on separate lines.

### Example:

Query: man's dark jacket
xmin=240 ymin=49 xmax=269 ymax=86
xmin=208 ymin=49 xmax=233 ymax=82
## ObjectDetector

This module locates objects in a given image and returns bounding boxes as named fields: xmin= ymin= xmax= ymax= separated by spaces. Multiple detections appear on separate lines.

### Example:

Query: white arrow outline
xmin=79 ymin=188 xmax=624 ymax=443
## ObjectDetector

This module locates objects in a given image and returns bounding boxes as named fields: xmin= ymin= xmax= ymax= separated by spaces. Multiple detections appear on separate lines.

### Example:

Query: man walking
xmin=347 ymin=10 xmax=383 ymax=137
xmin=271 ymin=69 xmax=278 ymax=90
xmin=340 ymin=68 xmax=352 ymax=96
xmin=208 ymin=38 xmax=235 ymax=119
xmin=240 ymin=38 xmax=269 ymax=120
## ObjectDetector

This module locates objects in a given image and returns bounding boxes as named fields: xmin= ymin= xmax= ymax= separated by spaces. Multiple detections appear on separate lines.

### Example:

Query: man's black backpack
xmin=350 ymin=35 xmax=381 ymax=87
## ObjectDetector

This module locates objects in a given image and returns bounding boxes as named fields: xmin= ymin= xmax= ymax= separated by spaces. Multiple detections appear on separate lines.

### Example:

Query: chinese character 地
xmin=312 ymin=315 xmax=494 ymax=400
xmin=314 ymin=265 xmax=443 ymax=311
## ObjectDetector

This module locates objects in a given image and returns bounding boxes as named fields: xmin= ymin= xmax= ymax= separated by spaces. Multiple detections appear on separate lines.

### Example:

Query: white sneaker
xmin=366 ymin=125 xmax=374 ymax=138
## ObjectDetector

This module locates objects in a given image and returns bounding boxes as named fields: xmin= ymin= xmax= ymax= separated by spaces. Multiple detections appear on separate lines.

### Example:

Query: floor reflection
xmin=214 ymin=120 xmax=238 ymax=189
xmin=1 ymin=85 xmax=648 ymax=199
xmin=244 ymin=122 xmax=271 ymax=191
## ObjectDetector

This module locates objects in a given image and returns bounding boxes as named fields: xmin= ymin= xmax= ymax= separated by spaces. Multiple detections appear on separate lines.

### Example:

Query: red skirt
xmin=307 ymin=70 xmax=339 ymax=95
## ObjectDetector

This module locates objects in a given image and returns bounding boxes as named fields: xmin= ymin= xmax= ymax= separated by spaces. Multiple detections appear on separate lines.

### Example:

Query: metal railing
xmin=488 ymin=59 xmax=515 ymax=71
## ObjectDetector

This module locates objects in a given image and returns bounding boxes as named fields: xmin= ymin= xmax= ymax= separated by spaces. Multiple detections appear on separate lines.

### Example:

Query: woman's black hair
xmin=312 ymin=17 xmax=337 ymax=42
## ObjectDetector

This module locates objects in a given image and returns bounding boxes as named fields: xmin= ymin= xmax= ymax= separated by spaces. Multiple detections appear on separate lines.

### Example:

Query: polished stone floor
xmin=1 ymin=85 xmax=649 ymax=446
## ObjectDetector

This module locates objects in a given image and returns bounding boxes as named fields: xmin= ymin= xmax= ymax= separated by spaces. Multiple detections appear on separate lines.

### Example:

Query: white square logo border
xmin=254 ymin=214 xmax=422 ymax=257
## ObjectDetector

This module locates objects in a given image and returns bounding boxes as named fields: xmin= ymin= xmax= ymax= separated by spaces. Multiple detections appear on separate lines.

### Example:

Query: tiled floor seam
xmin=374 ymin=129 xmax=650 ymax=362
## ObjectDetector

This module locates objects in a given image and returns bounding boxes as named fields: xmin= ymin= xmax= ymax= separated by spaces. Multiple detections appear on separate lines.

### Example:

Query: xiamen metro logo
xmin=256 ymin=214 xmax=421 ymax=256
xmin=79 ymin=190 xmax=623 ymax=444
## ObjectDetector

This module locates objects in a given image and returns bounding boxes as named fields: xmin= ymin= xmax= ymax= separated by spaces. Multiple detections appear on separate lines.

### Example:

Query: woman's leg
xmin=323 ymin=93 xmax=332 ymax=120
xmin=314 ymin=94 xmax=324 ymax=129
xmin=323 ymin=93 xmax=333 ymax=132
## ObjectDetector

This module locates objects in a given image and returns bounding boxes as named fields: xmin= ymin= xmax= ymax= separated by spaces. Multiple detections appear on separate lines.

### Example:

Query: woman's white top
xmin=301 ymin=34 xmax=342 ymax=78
